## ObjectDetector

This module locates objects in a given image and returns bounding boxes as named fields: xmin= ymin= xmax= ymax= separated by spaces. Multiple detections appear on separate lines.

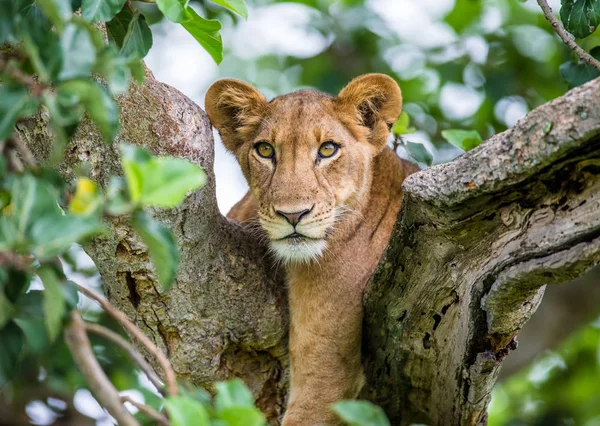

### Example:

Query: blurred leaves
xmin=57 ymin=80 xmax=120 ymax=141
xmin=37 ymin=266 xmax=66 ymax=342
xmin=332 ymin=400 xmax=390 ymax=426
xmin=0 ymin=86 xmax=39 ymax=141
xmin=560 ymin=46 xmax=600 ymax=87
xmin=131 ymin=210 xmax=179 ymax=289
xmin=214 ymin=379 xmax=265 ymax=426
xmin=81 ymin=0 xmax=127 ymax=22
xmin=489 ymin=322 xmax=600 ymax=426
xmin=404 ymin=142 xmax=433 ymax=166
xmin=392 ymin=112 xmax=416 ymax=136
xmin=441 ymin=129 xmax=483 ymax=152
xmin=120 ymin=144 xmax=206 ymax=208
xmin=165 ymin=396 xmax=210 ymax=426
xmin=58 ymin=22 xmax=96 ymax=80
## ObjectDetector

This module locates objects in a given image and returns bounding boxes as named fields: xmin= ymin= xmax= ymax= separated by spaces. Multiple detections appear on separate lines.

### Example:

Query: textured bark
xmin=361 ymin=77 xmax=600 ymax=425
xmin=18 ymin=70 xmax=600 ymax=425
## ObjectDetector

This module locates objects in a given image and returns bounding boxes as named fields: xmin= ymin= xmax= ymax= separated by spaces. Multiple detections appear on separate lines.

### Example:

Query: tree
xmin=2 ymin=0 xmax=600 ymax=425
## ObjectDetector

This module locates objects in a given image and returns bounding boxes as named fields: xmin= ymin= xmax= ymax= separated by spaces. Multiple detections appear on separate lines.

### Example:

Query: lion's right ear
xmin=204 ymin=79 xmax=267 ymax=152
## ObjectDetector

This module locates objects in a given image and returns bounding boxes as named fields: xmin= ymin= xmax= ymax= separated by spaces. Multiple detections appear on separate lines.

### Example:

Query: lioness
xmin=205 ymin=74 xmax=418 ymax=425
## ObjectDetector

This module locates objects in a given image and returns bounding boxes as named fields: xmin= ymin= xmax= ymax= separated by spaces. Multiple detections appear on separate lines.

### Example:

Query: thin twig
xmin=120 ymin=395 xmax=171 ymax=426
xmin=75 ymin=284 xmax=178 ymax=396
xmin=84 ymin=322 xmax=165 ymax=393
xmin=65 ymin=311 xmax=140 ymax=426
xmin=0 ymin=54 xmax=48 ymax=96
xmin=126 ymin=0 xmax=136 ymax=14
xmin=537 ymin=0 xmax=600 ymax=71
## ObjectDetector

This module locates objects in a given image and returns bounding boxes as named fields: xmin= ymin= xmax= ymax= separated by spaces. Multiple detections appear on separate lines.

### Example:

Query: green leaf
xmin=332 ymin=400 xmax=390 ymax=426
xmin=121 ymin=12 xmax=153 ymax=59
xmin=156 ymin=0 xmax=189 ymax=23
xmin=391 ymin=112 xmax=416 ymax=136
xmin=404 ymin=142 xmax=433 ymax=166
xmin=106 ymin=177 xmax=134 ymax=215
xmin=0 ymin=216 xmax=18 ymax=252
xmin=13 ymin=318 xmax=49 ymax=354
xmin=119 ymin=144 xmax=206 ymax=207
xmin=164 ymin=396 xmax=210 ymax=426
xmin=37 ymin=266 xmax=66 ymax=342
xmin=13 ymin=291 xmax=51 ymax=354
xmin=38 ymin=0 xmax=72 ymax=30
xmin=0 ymin=291 xmax=15 ymax=329
xmin=0 ymin=85 xmax=40 ymax=141
xmin=81 ymin=0 xmax=127 ymax=22
xmin=128 ymin=59 xmax=146 ymax=83
xmin=0 ymin=322 xmax=25 ymax=387
xmin=29 ymin=214 xmax=103 ymax=259
xmin=10 ymin=174 xmax=61 ymax=242
xmin=18 ymin=6 xmax=63 ymax=82
xmin=58 ymin=80 xmax=120 ymax=141
xmin=220 ymin=407 xmax=265 ymax=426
xmin=58 ymin=22 xmax=97 ymax=80
xmin=215 ymin=379 xmax=255 ymax=411
xmin=209 ymin=0 xmax=248 ymax=19
xmin=559 ymin=46 xmax=600 ymax=87
xmin=181 ymin=8 xmax=223 ymax=64
xmin=131 ymin=210 xmax=179 ymax=289
xmin=441 ymin=129 xmax=483 ymax=152
xmin=106 ymin=6 xmax=134 ymax=48
xmin=560 ymin=0 xmax=600 ymax=39
xmin=94 ymin=45 xmax=131 ymax=95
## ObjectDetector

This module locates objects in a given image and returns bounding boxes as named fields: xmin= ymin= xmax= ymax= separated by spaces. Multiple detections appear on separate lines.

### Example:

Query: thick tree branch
xmin=362 ymin=77 xmax=600 ymax=425
xmin=537 ymin=0 xmax=600 ymax=71
xmin=65 ymin=311 xmax=139 ymax=426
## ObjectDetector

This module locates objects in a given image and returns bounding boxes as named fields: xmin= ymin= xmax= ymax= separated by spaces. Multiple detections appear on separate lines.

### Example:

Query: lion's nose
xmin=275 ymin=206 xmax=313 ymax=227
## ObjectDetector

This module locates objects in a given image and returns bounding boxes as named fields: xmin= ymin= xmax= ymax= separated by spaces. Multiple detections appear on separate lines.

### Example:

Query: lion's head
xmin=205 ymin=74 xmax=402 ymax=263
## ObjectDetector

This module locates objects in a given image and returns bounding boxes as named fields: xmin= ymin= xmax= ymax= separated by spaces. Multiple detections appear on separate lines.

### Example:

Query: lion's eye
xmin=255 ymin=142 xmax=275 ymax=159
xmin=318 ymin=142 xmax=339 ymax=159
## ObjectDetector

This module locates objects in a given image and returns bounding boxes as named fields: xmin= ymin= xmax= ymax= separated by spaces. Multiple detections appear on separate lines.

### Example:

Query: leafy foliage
xmin=441 ymin=129 xmax=483 ymax=152
xmin=560 ymin=46 xmax=600 ymax=87
xmin=332 ymin=400 xmax=391 ymax=426
xmin=1 ymin=0 xmax=211 ymax=423
xmin=560 ymin=0 xmax=600 ymax=39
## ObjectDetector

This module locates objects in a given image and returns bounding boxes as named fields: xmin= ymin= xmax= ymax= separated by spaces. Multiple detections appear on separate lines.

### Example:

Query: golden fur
xmin=205 ymin=74 xmax=418 ymax=425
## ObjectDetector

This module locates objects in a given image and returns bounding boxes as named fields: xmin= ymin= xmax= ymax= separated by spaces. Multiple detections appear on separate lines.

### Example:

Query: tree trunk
xmin=19 ymin=70 xmax=600 ymax=425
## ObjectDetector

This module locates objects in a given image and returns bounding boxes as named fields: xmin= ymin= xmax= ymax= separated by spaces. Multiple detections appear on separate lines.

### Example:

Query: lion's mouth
xmin=279 ymin=232 xmax=322 ymax=242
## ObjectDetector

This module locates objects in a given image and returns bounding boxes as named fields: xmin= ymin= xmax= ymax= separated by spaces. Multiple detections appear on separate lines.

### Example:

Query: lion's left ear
xmin=337 ymin=74 xmax=402 ymax=150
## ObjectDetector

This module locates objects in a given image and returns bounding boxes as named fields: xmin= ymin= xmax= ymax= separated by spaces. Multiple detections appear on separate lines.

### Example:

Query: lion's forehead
xmin=256 ymin=92 xmax=354 ymax=145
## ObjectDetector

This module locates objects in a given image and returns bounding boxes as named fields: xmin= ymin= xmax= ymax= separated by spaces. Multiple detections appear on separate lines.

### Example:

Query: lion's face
xmin=206 ymin=74 xmax=402 ymax=263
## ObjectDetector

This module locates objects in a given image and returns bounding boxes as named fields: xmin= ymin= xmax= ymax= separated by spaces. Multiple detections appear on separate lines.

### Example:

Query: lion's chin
xmin=269 ymin=238 xmax=326 ymax=264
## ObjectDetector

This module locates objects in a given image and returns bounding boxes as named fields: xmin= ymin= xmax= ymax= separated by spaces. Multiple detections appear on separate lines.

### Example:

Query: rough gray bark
xmin=361 ymin=77 xmax=600 ymax=425
xmin=18 ymin=70 xmax=600 ymax=425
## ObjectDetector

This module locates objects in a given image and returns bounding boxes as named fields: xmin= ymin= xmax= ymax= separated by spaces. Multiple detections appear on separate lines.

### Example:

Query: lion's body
xmin=206 ymin=74 xmax=418 ymax=425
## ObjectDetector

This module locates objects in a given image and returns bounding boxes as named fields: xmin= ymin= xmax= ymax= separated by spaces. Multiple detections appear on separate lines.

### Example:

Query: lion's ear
xmin=205 ymin=79 xmax=267 ymax=152
xmin=337 ymin=74 xmax=402 ymax=149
